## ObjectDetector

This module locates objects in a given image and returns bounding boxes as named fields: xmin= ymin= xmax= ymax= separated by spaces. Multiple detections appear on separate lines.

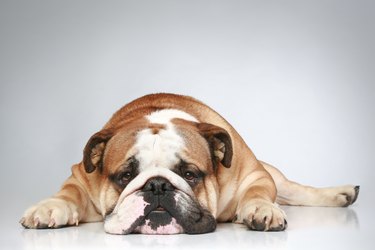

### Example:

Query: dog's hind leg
xmin=260 ymin=161 xmax=360 ymax=207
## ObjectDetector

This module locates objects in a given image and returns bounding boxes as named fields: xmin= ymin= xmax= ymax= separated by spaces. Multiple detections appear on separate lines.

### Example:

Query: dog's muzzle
xmin=104 ymin=170 xmax=216 ymax=235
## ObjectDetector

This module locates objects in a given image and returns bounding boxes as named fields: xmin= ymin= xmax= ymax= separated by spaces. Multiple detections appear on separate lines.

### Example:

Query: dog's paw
xmin=239 ymin=199 xmax=287 ymax=231
xmin=327 ymin=185 xmax=360 ymax=207
xmin=20 ymin=198 xmax=79 ymax=229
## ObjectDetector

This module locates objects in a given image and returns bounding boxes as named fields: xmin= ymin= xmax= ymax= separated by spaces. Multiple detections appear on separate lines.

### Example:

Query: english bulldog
xmin=20 ymin=93 xmax=360 ymax=234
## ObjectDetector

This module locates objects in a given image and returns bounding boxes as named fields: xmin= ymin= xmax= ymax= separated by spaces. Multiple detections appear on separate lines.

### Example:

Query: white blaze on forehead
xmin=134 ymin=127 xmax=182 ymax=170
xmin=134 ymin=109 xmax=198 ymax=171
xmin=146 ymin=109 xmax=198 ymax=124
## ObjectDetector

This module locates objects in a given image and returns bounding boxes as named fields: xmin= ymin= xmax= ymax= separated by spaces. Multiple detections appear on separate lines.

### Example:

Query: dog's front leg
xmin=20 ymin=164 xmax=101 ymax=229
xmin=234 ymin=170 xmax=287 ymax=231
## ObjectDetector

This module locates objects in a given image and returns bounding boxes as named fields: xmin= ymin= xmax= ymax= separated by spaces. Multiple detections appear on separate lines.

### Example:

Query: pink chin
xmin=134 ymin=218 xmax=184 ymax=235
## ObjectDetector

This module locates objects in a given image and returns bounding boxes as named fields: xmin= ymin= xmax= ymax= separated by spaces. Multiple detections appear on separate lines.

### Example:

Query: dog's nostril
xmin=163 ymin=182 xmax=174 ymax=191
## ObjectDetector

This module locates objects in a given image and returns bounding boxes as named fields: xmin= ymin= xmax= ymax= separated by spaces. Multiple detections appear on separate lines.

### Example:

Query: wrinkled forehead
xmin=133 ymin=109 xmax=200 ymax=170
xmin=104 ymin=109 xmax=212 ymax=172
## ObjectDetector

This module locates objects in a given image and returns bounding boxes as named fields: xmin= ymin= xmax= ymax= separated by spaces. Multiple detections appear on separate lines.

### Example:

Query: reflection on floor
xmin=17 ymin=206 xmax=365 ymax=250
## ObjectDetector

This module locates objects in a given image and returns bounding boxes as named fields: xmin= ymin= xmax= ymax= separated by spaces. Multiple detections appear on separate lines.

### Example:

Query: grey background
xmin=0 ymin=0 xmax=374 ymax=246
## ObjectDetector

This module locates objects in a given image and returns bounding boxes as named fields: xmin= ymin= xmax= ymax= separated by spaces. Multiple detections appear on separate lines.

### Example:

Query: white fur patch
xmin=104 ymin=193 xmax=149 ymax=234
xmin=134 ymin=125 xmax=183 ymax=171
xmin=146 ymin=109 xmax=198 ymax=124
xmin=134 ymin=109 xmax=198 ymax=172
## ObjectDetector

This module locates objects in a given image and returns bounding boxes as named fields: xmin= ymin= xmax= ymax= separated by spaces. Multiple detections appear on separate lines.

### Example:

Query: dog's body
xmin=21 ymin=93 xmax=359 ymax=234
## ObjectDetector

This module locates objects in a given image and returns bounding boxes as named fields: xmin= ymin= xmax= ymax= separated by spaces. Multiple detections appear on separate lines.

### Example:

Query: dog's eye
xmin=184 ymin=171 xmax=197 ymax=181
xmin=118 ymin=172 xmax=132 ymax=185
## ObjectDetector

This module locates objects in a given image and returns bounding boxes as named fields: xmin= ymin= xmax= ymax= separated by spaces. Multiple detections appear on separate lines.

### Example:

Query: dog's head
xmin=82 ymin=110 xmax=232 ymax=234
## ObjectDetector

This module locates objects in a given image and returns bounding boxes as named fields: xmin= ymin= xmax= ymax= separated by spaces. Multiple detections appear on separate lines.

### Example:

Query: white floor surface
xmin=1 ymin=188 xmax=373 ymax=250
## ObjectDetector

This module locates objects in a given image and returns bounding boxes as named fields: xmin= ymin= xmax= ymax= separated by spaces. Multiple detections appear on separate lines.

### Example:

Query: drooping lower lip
xmin=134 ymin=216 xmax=184 ymax=234
xmin=135 ymin=209 xmax=184 ymax=234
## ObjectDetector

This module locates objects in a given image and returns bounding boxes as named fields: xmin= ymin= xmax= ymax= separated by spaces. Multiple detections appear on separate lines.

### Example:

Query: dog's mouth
xmin=136 ymin=204 xmax=181 ymax=235
xmin=133 ymin=188 xmax=184 ymax=235
xmin=155 ymin=205 xmax=166 ymax=211
xmin=104 ymin=176 xmax=216 ymax=235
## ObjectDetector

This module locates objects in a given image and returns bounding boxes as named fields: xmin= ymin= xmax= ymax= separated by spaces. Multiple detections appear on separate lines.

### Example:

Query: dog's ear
xmin=83 ymin=129 xmax=114 ymax=173
xmin=197 ymin=123 xmax=233 ymax=168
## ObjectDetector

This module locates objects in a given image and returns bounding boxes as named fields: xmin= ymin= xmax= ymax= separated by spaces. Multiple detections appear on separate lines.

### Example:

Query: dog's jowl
xmin=20 ymin=93 xmax=360 ymax=234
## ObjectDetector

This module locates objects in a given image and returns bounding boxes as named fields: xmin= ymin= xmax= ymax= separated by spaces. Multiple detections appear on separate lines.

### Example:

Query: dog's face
xmin=83 ymin=110 xmax=232 ymax=234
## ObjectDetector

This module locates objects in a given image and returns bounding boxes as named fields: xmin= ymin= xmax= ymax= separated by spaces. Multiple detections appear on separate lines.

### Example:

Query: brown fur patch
xmin=148 ymin=123 xmax=166 ymax=134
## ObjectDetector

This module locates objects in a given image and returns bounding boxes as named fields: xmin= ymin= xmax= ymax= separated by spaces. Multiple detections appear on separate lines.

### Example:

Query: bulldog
xmin=20 ymin=93 xmax=360 ymax=234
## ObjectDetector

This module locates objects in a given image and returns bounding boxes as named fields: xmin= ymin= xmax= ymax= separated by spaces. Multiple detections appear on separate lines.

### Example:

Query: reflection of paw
xmin=20 ymin=198 xmax=79 ymax=229
xmin=241 ymin=199 xmax=287 ymax=231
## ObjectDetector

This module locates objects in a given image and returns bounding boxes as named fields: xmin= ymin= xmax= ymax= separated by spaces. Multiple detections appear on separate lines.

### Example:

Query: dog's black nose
xmin=142 ymin=177 xmax=175 ymax=195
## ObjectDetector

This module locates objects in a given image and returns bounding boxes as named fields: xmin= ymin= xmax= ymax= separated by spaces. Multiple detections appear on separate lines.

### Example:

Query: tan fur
xmin=20 ymin=93 xmax=359 ymax=231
